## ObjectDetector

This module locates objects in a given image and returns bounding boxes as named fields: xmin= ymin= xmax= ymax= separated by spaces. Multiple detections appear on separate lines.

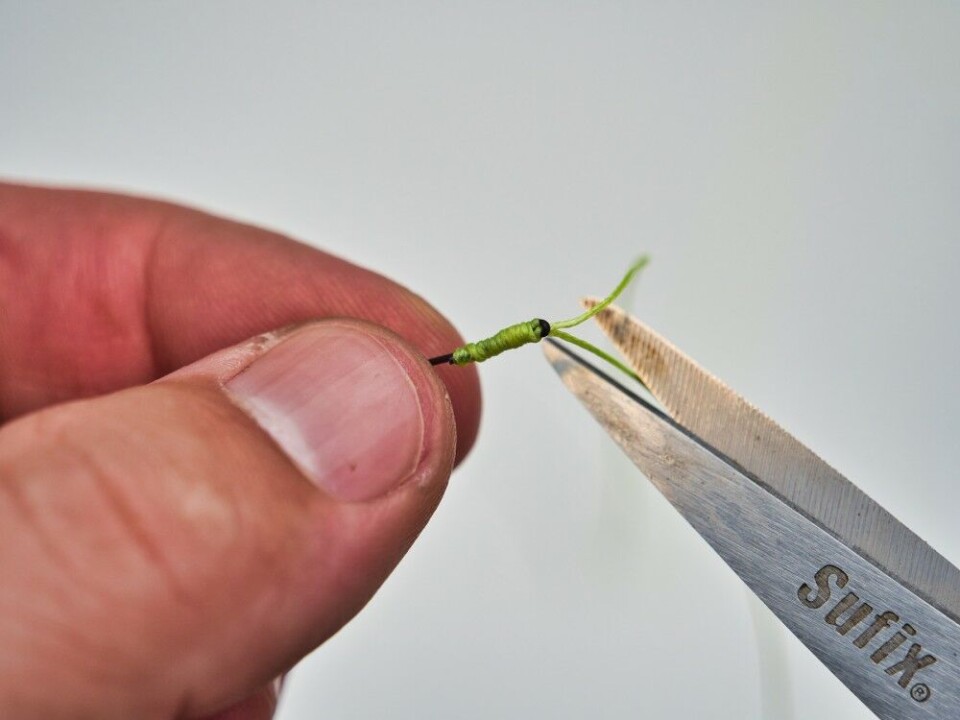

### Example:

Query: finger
xmin=196 ymin=679 xmax=280 ymax=720
xmin=0 ymin=182 xmax=480 ymax=461
xmin=0 ymin=320 xmax=455 ymax=719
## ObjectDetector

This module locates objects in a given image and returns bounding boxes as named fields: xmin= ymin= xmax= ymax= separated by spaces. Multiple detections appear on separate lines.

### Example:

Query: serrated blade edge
xmin=584 ymin=300 xmax=960 ymax=621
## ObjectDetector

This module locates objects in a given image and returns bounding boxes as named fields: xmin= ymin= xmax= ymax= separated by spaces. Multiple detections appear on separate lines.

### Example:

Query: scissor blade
xmin=544 ymin=339 xmax=960 ymax=719
xmin=584 ymin=300 xmax=960 ymax=625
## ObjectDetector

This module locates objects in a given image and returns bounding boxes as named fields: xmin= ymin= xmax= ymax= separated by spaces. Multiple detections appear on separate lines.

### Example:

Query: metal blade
xmin=543 ymin=339 xmax=960 ymax=719
xmin=583 ymin=300 xmax=960 ymax=625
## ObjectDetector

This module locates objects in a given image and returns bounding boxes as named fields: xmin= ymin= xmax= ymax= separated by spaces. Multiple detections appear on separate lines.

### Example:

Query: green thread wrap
xmin=436 ymin=256 xmax=650 ymax=389
xmin=451 ymin=318 xmax=546 ymax=365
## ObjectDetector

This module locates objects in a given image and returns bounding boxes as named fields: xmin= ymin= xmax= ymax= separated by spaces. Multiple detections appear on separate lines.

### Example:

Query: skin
xmin=0 ymin=182 xmax=482 ymax=719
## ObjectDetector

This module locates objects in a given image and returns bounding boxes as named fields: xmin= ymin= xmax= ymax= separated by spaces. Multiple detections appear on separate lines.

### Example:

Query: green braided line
xmin=548 ymin=330 xmax=644 ymax=387
xmin=443 ymin=256 xmax=650 ymax=389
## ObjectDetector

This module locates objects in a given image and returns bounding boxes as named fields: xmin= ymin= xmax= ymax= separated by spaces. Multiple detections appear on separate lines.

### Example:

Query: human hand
xmin=0 ymin=183 xmax=481 ymax=719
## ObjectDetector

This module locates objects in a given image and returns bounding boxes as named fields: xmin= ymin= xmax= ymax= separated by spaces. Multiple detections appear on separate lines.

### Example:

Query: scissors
xmin=541 ymin=303 xmax=960 ymax=719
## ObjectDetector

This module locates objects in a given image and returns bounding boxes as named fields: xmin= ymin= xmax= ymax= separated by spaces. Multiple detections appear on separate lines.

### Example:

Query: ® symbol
xmin=910 ymin=683 xmax=931 ymax=703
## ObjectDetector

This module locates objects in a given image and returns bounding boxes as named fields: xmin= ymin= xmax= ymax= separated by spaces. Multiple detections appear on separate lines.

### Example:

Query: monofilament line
xmin=429 ymin=353 xmax=454 ymax=366
xmin=428 ymin=256 xmax=649 ymax=386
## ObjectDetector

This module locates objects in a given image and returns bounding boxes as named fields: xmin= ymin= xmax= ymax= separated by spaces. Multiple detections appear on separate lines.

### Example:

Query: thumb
xmin=0 ymin=320 xmax=457 ymax=720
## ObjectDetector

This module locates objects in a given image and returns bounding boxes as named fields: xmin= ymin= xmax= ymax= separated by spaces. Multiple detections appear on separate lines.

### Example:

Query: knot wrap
xmin=451 ymin=318 xmax=548 ymax=365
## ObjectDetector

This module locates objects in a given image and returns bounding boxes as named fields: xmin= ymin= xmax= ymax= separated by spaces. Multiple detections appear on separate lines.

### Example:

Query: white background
xmin=2 ymin=3 xmax=959 ymax=718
